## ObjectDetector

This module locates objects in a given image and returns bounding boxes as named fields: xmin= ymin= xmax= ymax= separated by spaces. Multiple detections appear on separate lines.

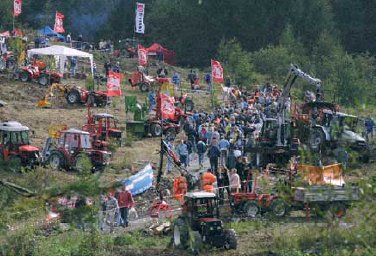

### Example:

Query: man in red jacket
xmin=116 ymin=187 xmax=134 ymax=227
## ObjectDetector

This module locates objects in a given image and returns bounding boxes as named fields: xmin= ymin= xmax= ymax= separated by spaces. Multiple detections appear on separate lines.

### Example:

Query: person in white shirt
xmin=229 ymin=168 xmax=241 ymax=193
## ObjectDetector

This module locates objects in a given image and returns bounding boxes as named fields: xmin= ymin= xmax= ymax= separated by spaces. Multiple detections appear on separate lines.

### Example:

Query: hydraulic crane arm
xmin=276 ymin=64 xmax=322 ymax=147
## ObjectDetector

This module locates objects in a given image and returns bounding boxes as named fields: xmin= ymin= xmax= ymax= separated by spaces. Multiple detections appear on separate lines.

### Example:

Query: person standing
xmin=201 ymin=169 xmax=217 ymax=193
xmin=207 ymin=144 xmax=220 ymax=174
xmin=217 ymin=166 xmax=230 ymax=204
xmin=176 ymin=140 xmax=188 ymax=167
xmin=116 ymin=187 xmax=134 ymax=228
xmin=196 ymin=139 xmax=207 ymax=168
xmin=172 ymin=71 xmax=181 ymax=90
xmin=219 ymin=135 xmax=230 ymax=166
xmin=204 ymin=72 xmax=212 ymax=92
xmin=70 ymin=56 xmax=77 ymax=78
xmin=229 ymin=168 xmax=241 ymax=193
xmin=105 ymin=192 xmax=120 ymax=232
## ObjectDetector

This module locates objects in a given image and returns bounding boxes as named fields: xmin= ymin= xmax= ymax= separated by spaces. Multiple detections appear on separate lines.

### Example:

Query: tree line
xmin=0 ymin=0 xmax=376 ymax=106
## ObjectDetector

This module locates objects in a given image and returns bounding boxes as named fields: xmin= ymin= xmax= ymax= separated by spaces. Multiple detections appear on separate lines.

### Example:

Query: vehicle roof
xmin=185 ymin=191 xmax=216 ymax=199
xmin=0 ymin=121 xmax=29 ymax=131
xmin=93 ymin=113 xmax=114 ymax=118
xmin=61 ymin=128 xmax=90 ymax=135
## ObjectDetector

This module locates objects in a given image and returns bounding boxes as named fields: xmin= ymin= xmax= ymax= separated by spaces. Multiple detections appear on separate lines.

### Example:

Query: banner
xmin=138 ymin=44 xmax=148 ymax=66
xmin=120 ymin=163 xmax=154 ymax=196
xmin=54 ymin=11 xmax=65 ymax=33
xmin=211 ymin=59 xmax=224 ymax=83
xmin=135 ymin=2 xmax=145 ymax=34
xmin=107 ymin=71 xmax=123 ymax=96
xmin=159 ymin=93 xmax=176 ymax=120
xmin=13 ymin=0 xmax=22 ymax=17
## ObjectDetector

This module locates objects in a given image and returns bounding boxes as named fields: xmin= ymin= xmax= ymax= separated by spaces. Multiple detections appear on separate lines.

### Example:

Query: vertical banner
xmin=54 ymin=11 xmax=65 ymax=33
xmin=13 ymin=0 xmax=22 ymax=17
xmin=135 ymin=2 xmax=145 ymax=34
xmin=159 ymin=93 xmax=176 ymax=120
xmin=107 ymin=71 xmax=123 ymax=96
xmin=138 ymin=44 xmax=148 ymax=66
xmin=211 ymin=59 xmax=224 ymax=83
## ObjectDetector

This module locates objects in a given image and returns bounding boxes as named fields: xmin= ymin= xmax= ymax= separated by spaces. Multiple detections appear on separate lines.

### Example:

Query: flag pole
xmin=211 ymin=59 xmax=214 ymax=108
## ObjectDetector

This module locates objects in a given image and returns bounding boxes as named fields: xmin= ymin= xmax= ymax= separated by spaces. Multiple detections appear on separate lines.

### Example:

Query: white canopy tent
xmin=27 ymin=45 xmax=93 ymax=77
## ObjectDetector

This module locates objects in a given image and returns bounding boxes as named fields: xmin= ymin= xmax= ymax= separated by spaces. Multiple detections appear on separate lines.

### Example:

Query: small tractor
xmin=19 ymin=60 xmax=62 ymax=86
xmin=43 ymin=128 xmax=111 ymax=172
xmin=0 ymin=121 xmax=40 ymax=169
xmin=66 ymin=86 xmax=110 ymax=107
xmin=173 ymin=192 xmax=237 ymax=253
xmin=82 ymin=106 xmax=122 ymax=145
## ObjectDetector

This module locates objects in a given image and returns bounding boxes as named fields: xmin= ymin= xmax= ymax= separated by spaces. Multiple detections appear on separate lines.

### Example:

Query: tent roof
xmin=27 ymin=45 xmax=92 ymax=58
xmin=38 ymin=26 xmax=64 ymax=39
xmin=146 ymin=43 xmax=172 ymax=53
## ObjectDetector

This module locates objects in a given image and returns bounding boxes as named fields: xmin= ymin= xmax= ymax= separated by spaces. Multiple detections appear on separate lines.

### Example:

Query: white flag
xmin=135 ymin=2 xmax=145 ymax=34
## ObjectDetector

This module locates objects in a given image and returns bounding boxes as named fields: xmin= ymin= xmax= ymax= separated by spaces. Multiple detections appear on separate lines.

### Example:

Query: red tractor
xmin=173 ymin=192 xmax=237 ymax=254
xmin=19 ymin=60 xmax=62 ymax=86
xmin=129 ymin=70 xmax=169 ymax=92
xmin=65 ymin=86 xmax=110 ymax=107
xmin=44 ymin=128 xmax=111 ymax=172
xmin=0 ymin=121 xmax=40 ymax=169
xmin=82 ymin=108 xmax=122 ymax=145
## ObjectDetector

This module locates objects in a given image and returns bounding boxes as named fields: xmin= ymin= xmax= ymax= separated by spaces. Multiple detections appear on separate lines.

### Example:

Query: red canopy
xmin=146 ymin=43 xmax=175 ymax=65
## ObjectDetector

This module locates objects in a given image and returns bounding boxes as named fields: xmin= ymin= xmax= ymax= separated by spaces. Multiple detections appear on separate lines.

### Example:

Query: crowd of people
xmin=168 ymin=83 xmax=284 ymax=203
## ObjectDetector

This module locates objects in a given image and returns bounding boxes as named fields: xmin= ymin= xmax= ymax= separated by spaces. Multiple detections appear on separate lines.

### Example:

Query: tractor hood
xmin=341 ymin=130 xmax=366 ymax=143
xmin=19 ymin=145 xmax=39 ymax=152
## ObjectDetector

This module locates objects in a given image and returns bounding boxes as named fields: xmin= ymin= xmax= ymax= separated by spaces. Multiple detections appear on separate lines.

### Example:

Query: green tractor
xmin=173 ymin=192 xmax=237 ymax=254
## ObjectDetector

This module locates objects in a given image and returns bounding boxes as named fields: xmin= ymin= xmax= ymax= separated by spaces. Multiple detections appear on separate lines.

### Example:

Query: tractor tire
xmin=19 ymin=71 xmax=30 ymax=82
xmin=66 ymin=90 xmax=80 ymax=105
xmin=74 ymin=154 xmax=93 ymax=173
xmin=165 ymin=127 xmax=176 ymax=140
xmin=173 ymin=218 xmax=189 ymax=250
xmin=185 ymin=100 xmax=194 ymax=112
xmin=38 ymin=74 xmax=49 ymax=86
xmin=6 ymin=59 xmax=16 ymax=70
xmin=0 ymin=59 xmax=6 ymax=71
xmin=271 ymin=199 xmax=287 ymax=218
xmin=150 ymin=123 xmax=163 ymax=137
xmin=8 ymin=155 xmax=22 ymax=172
xmin=224 ymin=229 xmax=237 ymax=250
xmin=309 ymin=128 xmax=325 ymax=152
xmin=139 ymin=82 xmax=149 ymax=92
xmin=47 ymin=151 xmax=65 ymax=171
xmin=191 ymin=231 xmax=203 ymax=255
xmin=243 ymin=201 xmax=259 ymax=218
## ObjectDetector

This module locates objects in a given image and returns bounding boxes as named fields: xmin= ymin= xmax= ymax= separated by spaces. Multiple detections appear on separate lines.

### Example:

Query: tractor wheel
xmin=271 ymin=199 xmax=287 ymax=218
xmin=48 ymin=152 xmax=65 ymax=171
xmin=19 ymin=71 xmax=30 ymax=82
xmin=74 ymin=154 xmax=93 ymax=173
xmin=243 ymin=201 xmax=259 ymax=218
xmin=8 ymin=155 xmax=22 ymax=172
xmin=139 ymin=82 xmax=149 ymax=92
xmin=66 ymin=90 xmax=80 ymax=105
xmin=185 ymin=100 xmax=194 ymax=112
xmin=165 ymin=127 xmax=176 ymax=140
xmin=328 ymin=203 xmax=347 ymax=219
xmin=150 ymin=123 xmax=163 ymax=137
xmin=173 ymin=218 xmax=189 ymax=249
xmin=38 ymin=74 xmax=49 ymax=86
xmin=309 ymin=128 xmax=325 ymax=152
xmin=191 ymin=231 xmax=203 ymax=255
xmin=223 ymin=229 xmax=237 ymax=250
xmin=6 ymin=59 xmax=16 ymax=70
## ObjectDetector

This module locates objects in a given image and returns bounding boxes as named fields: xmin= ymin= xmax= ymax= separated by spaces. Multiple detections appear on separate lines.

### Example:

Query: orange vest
xmin=201 ymin=172 xmax=217 ymax=192
xmin=173 ymin=176 xmax=188 ymax=201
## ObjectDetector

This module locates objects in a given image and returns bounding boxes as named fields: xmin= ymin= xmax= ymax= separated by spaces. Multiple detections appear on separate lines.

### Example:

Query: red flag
xmin=138 ymin=44 xmax=148 ymax=66
xmin=13 ymin=0 xmax=22 ymax=17
xmin=107 ymin=71 xmax=123 ymax=96
xmin=54 ymin=11 xmax=65 ymax=33
xmin=211 ymin=59 xmax=224 ymax=83
xmin=159 ymin=93 xmax=176 ymax=120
